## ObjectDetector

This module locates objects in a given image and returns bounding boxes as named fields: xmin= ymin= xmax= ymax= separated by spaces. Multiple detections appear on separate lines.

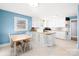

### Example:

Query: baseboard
xmin=0 ymin=43 xmax=10 ymax=47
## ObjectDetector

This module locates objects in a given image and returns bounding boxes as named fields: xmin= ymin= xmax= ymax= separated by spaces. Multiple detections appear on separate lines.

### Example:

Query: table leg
xmin=14 ymin=42 xmax=17 ymax=56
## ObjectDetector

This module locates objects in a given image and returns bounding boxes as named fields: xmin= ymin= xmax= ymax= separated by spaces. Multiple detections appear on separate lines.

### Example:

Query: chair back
xmin=8 ymin=33 xmax=14 ymax=47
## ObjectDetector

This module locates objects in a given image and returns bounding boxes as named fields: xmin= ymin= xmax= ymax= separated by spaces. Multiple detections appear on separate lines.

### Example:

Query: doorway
xmin=71 ymin=20 xmax=77 ymax=41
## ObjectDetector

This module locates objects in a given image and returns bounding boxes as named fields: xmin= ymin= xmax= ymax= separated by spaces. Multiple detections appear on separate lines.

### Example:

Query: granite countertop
xmin=38 ymin=31 xmax=56 ymax=35
xmin=31 ymin=30 xmax=55 ymax=35
xmin=43 ymin=31 xmax=56 ymax=35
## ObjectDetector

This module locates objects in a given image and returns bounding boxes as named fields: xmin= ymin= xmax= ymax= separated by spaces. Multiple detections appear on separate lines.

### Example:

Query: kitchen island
xmin=32 ymin=31 xmax=56 ymax=47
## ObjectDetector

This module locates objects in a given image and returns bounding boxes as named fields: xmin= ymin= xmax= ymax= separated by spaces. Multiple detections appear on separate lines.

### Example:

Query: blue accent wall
xmin=0 ymin=9 xmax=32 ymax=44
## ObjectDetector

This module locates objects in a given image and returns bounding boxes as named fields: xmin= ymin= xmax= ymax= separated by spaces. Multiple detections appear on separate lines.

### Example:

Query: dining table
xmin=11 ymin=34 xmax=31 ymax=56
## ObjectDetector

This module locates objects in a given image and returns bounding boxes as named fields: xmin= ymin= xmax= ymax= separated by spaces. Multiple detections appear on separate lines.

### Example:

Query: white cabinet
xmin=39 ymin=33 xmax=45 ymax=47
xmin=40 ymin=33 xmax=55 ymax=47
xmin=32 ymin=32 xmax=37 ymax=41
xmin=55 ymin=31 xmax=66 ymax=40
xmin=32 ymin=32 xmax=55 ymax=47
xmin=32 ymin=32 xmax=40 ymax=48
xmin=44 ymin=34 xmax=55 ymax=47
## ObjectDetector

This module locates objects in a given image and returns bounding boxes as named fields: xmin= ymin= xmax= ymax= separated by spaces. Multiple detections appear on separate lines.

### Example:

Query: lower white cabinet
xmin=32 ymin=32 xmax=39 ymax=41
xmin=43 ymin=34 xmax=55 ymax=47
xmin=55 ymin=31 xmax=66 ymax=40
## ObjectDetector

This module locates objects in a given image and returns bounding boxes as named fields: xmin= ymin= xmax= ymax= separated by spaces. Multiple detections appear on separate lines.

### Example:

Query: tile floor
xmin=0 ymin=39 xmax=79 ymax=56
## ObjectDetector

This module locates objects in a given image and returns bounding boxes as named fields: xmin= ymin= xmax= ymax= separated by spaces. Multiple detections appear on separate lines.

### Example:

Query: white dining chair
xmin=23 ymin=32 xmax=32 ymax=52
xmin=8 ymin=33 xmax=14 ymax=48
xmin=8 ymin=33 xmax=23 ymax=56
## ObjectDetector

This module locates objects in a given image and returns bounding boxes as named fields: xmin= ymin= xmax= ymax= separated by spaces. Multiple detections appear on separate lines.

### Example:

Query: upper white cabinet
xmin=32 ymin=16 xmax=65 ymax=28
xmin=46 ymin=16 xmax=65 ymax=27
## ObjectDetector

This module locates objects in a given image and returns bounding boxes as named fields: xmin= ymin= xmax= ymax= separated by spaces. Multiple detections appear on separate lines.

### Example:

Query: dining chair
xmin=23 ymin=39 xmax=31 ymax=52
xmin=8 ymin=33 xmax=23 ymax=56
xmin=8 ymin=33 xmax=14 ymax=48
xmin=22 ymin=32 xmax=32 ymax=52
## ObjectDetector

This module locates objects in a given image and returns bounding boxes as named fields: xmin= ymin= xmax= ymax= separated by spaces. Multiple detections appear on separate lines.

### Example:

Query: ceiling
xmin=0 ymin=3 xmax=78 ymax=18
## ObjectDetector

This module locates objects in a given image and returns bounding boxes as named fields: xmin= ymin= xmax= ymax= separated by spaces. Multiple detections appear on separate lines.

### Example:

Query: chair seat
xmin=16 ymin=41 xmax=22 ymax=46
xmin=11 ymin=41 xmax=22 ymax=48
xmin=23 ymin=39 xmax=30 ymax=43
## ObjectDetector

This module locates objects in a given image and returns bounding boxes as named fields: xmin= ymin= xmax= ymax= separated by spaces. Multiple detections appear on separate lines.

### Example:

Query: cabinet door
xmin=56 ymin=31 xmax=66 ymax=39
xmin=32 ymin=32 xmax=40 ymax=42
xmin=48 ymin=34 xmax=55 ymax=46
xmin=43 ymin=34 xmax=55 ymax=47
xmin=40 ymin=34 xmax=45 ymax=47
xmin=32 ymin=32 xmax=40 ymax=48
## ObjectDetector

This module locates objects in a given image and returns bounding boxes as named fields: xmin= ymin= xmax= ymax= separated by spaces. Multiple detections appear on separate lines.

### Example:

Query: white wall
xmin=32 ymin=17 xmax=44 ymax=28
